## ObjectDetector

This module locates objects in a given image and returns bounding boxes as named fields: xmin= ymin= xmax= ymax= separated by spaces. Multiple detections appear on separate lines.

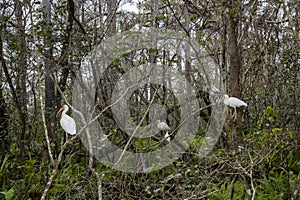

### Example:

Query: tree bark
xmin=226 ymin=1 xmax=243 ymax=148
xmin=107 ymin=0 xmax=117 ymax=34
xmin=43 ymin=0 xmax=56 ymax=143
xmin=15 ymin=0 xmax=27 ymax=162
xmin=227 ymin=3 xmax=241 ymax=98
xmin=0 ymin=85 xmax=8 ymax=151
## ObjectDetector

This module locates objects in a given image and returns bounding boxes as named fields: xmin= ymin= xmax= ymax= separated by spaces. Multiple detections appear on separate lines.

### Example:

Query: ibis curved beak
xmin=56 ymin=106 xmax=64 ymax=117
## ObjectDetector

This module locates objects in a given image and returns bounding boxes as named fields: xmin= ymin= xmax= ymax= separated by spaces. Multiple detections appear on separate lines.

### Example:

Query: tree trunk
xmin=227 ymin=4 xmax=241 ymax=98
xmin=15 ymin=0 xmax=27 ymax=162
xmin=226 ymin=1 xmax=243 ymax=148
xmin=183 ymin=5 xmax=192 ymax=84
xmin=107 ymin=0 xmax=117 ymax=34
xmin=43 ymin=0 xmax=56 ymax=142
xmin=0 ymin=86 xmax=8 ymax=151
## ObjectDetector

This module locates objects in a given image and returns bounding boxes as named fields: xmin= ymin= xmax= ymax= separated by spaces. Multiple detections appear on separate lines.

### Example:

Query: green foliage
xmin=257 ymin=106 xmax=279 ymax=130
xmin=112 ymin=58 xmax=120 ymax=65
xmin=0 ymin=154 xmax=10 ymax=185
xmin=9 ymin=143 xmax=20 ymax=155
xmin=5 ymin=188 xmax=15 ymax=200
xmin=256 ymin=171 xmax=298 ymax=199
xmin=155 ymin=14 xmax=166 ymax=20
xmin=208 ymin=173 xmax=298 ymax=200
xmin=209 ymin=181 xmax=245 ymax=200
xmin=189 ymin=14 xmax=198 ymax=21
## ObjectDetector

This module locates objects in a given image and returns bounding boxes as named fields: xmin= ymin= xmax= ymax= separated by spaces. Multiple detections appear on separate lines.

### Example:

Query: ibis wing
xmin=229 ymin=97 xmax=247 ymax=107
xmin=60 ymin=115 xmax=76 ymax=135
xmin=157 ymin=122 xmax=170 ymax=131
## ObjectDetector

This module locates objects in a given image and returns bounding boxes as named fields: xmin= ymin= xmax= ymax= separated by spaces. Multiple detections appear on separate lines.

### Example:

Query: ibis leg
xmin=64 ymin=132 xmax=69 ymax=145
xmin=231 ymin=109 xmax=236 ymax=119
xmin=233 ymin=108 xmax=237 ymax=121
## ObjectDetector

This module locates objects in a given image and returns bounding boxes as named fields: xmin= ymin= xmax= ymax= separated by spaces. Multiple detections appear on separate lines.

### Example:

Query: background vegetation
xmin=0 ymin=0 xmax=299 ymax=199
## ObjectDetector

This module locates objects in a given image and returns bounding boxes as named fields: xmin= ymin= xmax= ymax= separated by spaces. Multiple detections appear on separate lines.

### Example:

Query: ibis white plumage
xmin=155 ymin=120 xmax=171 ymax=142
xmin=164 ymin=132 xmax=170 ymax=142
xmin=222 ymin=95 xmax=247 ymax=121
xmin=56 ymin=105 xmax=76 ymax=144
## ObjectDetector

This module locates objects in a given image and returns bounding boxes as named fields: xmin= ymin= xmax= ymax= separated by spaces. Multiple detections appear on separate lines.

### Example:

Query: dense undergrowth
xmin=1 ymin=106 xmax=299 ymax=199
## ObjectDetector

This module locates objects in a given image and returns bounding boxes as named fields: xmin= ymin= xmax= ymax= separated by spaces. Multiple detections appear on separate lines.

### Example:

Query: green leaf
xmin=155 ymin=14 xmax=166 ymax=20
xmin=112 ymin=58 xmax=120 ymax=65
xmin=272 ymin=128 xmax=282 ymax=134
xmin=5 ymin=188 xmax=15 ymax=200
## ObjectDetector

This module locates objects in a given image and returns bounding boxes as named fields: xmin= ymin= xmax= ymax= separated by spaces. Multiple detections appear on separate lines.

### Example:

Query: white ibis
xmin=155 ymin=120 xmax=171 ymax=142
xmin=164 ymin=132 xmax=170 ymax=142
xmin=56 ymin=105 xmax=76 ymax=144
xmin=222 ymin=94 xmax=247 ymax=121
